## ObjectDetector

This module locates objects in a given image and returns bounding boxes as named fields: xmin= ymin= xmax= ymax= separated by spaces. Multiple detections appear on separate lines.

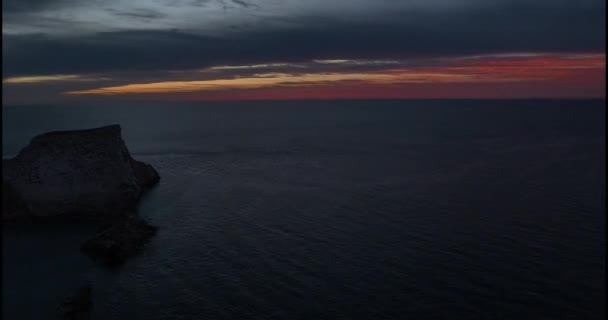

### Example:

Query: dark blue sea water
xmin=2 ymin=99 xmax=606 ymax=319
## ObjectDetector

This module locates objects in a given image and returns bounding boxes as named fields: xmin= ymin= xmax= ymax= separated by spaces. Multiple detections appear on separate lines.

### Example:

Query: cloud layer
xmin=2 ymin=0 xmax=606 ymax=103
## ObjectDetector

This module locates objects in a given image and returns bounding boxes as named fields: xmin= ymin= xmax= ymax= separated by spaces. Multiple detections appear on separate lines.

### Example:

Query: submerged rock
xmin=2 ymin=125 xmax=159 ymax=221
xmin=61 ymin=286 xmax=93 ymax=320
xmin=81 ymin=214 xmax=158 ymax=268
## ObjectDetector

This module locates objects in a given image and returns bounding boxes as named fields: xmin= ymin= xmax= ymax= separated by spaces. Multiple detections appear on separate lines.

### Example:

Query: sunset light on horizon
xmin=3 ymin=0 xmax=605 ymax=104
xmin=4 ymin=52 xmax=605 ymax=103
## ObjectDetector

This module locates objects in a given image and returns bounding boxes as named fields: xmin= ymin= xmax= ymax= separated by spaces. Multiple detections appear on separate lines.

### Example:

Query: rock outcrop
xmin=81 ymin=214 xmax=158 ymax=268
xmin=2 ymin=125 xmax=159 ymax=221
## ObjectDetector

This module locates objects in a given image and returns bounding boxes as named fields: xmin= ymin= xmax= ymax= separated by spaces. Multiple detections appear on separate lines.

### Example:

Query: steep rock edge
xmin=3 ymin=124 xmax=160 ymax=268
xmin=2 ymin=124 xmax=159 ymax=221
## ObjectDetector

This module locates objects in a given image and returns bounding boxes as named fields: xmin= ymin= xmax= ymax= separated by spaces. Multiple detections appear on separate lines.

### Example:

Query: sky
xmin=2 ymin=0 xmax=606 ymax=104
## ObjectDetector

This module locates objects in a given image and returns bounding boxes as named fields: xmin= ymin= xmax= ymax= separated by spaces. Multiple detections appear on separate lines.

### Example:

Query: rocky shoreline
xmin=2 ymin=125 xmax=160 ymax=319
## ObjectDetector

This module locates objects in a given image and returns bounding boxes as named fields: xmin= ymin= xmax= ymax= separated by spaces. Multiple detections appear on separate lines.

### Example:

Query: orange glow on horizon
xmin=61 ymin=53 xmax=605 ymax=99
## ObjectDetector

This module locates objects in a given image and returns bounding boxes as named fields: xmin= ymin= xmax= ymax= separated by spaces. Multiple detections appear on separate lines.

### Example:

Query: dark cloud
xmin=230 ymin=0 xmax=258 ymax=9
xmin=190 ymin=0 xmax=217 ymax=7
xmin=105 ymin=8 xmax=168 ymax=20
xmin=1 ymin=0 xmax=71 ymax=13
xmin=1 ymin=0 xmax=605 ymax=78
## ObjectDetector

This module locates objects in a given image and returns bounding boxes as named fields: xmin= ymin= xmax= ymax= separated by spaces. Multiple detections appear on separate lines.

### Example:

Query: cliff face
xmin=2 ymin=125 xmax=159 ymax=221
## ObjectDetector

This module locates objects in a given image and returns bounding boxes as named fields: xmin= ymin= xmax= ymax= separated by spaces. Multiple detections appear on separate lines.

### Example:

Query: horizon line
xmin=3 ymin=97 xmax=606 ymax=108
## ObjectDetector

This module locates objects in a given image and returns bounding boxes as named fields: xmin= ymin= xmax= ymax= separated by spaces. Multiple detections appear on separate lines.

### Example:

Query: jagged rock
xmin=81 ymin=214 xmax=158 ymax=268
xmin=61 ymin=286 xmax=93 ymax=320
xmin=2 ymin=125 xmax=159 ymax=221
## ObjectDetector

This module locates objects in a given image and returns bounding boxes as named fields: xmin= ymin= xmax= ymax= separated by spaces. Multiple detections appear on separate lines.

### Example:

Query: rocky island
xmin=3 ymin=125 xmax=161 ymax=318
xmin=2 ymin=125 xmax=160 ymax=266
xmin=2 ymin=124 xmax=159 ymax=265
xmin=2 ymin=124 xmax=159 ymax=221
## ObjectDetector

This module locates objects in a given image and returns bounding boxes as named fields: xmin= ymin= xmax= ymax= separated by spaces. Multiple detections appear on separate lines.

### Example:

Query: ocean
xmin=2 ymin=99 xmax=606 ymax=319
